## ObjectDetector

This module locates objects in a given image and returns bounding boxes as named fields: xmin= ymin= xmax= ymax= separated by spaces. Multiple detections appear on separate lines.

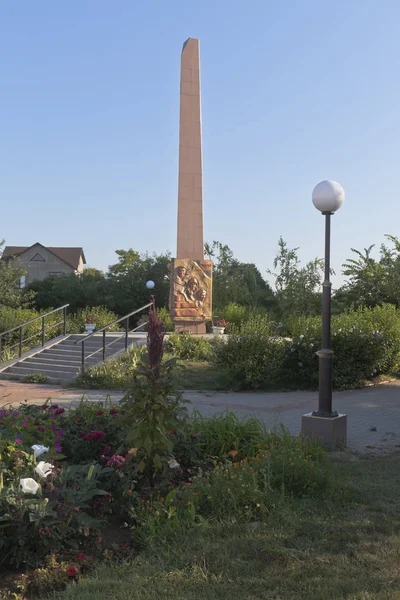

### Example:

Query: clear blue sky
xmin=1 ymin=1 xmax=399 ymax=286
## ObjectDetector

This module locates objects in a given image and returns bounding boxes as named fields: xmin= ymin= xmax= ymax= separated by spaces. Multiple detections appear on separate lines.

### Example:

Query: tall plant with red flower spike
xmin=118 ymin=297 xmax=187 ymax=487
xmin=147 ymin=296 xmax=164 ymax=379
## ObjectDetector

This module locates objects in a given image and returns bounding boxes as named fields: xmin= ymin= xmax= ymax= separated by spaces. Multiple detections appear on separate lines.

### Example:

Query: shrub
xmin=165 ymin=332 xmax=215 ymax=361
xmin=67 ymin=306 xmax=122 ymax=334
xmin=23 ymin=373 xmax=49 ymax=384
xmin=219 ymin=303 xmax=271 ymax=331
xmin=158 ymin=308 xmax=174 ymax=332
xmin=214 ymin=315 xmax=289 ymax=390
xmin=0 ymin=306 xmax=62 ymax=361
xmin=287 ymin=304 xmax=400 ymax=389
xmin=76 ymin=347 xmax=143 ymax=389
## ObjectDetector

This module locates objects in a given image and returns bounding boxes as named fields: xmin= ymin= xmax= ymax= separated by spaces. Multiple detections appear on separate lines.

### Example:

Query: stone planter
xmin=212 ymin=326 xmax=225 ymax=335
xmin=85 ymin=323 xmax=96 ymax=335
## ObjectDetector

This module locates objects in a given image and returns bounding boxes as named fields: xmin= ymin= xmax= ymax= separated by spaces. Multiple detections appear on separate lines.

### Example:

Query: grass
xmin=172 ymin=360 xmax=230 ymax=391
xmin=53 ymin=452 xmax=400 ymax=600
xmin=77 ymin=354 xmax=230 ymax=392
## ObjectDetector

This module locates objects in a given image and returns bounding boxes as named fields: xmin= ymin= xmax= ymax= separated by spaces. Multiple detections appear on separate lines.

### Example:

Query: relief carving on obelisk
xmin=169 ymin=258 xmax=212 ymax=323
xmin=170 ymin=37 xmax=212 ymax=333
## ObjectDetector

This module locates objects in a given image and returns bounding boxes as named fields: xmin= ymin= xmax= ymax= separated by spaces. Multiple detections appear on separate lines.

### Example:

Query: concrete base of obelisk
xmin=175 ymin=323 xmax=207 ymax=335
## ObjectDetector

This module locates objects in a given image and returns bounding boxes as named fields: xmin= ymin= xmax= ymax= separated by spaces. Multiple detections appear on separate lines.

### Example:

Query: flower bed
xmin=0 ymin=307 xmax=333 ymax=599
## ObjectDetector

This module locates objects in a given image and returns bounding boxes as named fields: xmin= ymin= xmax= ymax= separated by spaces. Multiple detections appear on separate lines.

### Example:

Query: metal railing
xmin=0 ymin=304 xmax=69 ymax=362
xmin=75 ymin=302 xmax=152 ymax=373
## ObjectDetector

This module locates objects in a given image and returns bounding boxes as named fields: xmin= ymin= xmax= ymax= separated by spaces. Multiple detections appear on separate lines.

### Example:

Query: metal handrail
xmin=75 ymin=302 xmax=152 ymax=374
xmin=0 ymin=304 xmax=69 ymax=362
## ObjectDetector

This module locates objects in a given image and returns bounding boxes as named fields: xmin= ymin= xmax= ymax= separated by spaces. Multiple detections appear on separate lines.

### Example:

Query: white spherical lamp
xmin=312 ymin=180 xmax=345 ymax=213
xmin=146 ymin=280 xmax=155 ymax=290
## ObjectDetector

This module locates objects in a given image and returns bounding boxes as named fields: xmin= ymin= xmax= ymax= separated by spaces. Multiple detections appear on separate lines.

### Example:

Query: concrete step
xmin=26 ymin=355 xmax=99 ymax=366
xmin=19 ymin=359 xmax=80 ymax=373
xmin=6 ymin=365 xmax=77 ymax=380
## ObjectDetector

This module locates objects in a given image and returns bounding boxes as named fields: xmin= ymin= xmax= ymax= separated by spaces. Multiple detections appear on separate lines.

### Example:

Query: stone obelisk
xmin=176 ymin=38 xmax=204 ymax=260
xmin=170 ymin=38 xmax=212 ymax=334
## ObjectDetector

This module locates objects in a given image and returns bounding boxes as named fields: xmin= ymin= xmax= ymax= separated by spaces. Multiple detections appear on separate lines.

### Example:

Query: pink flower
xmin=96 ymin=409 xmax=104 ymax=416
xmin=105 ymin=454 xmax=126 ymax=469
xmin=109 ymin=408 xmax=118 ymax=415
xmin=55 ymin=407 xmax=65 ymax=415
xmin=15 ymin=438 xmax=22 ymax=444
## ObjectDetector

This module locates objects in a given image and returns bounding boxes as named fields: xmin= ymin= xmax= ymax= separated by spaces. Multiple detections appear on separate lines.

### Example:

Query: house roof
xmin=2 ymin=244 xmax=86 ymax=270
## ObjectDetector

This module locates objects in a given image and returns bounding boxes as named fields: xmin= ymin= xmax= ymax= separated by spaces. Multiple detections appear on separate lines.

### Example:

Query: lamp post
xmin=302 ymin=180 xmax=347 ymax=449
xmin=146 ymin=280 xmax=155 ymax=311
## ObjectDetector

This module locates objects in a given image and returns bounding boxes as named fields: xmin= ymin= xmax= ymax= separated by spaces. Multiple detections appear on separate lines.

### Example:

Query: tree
xmin=268 ymin=237 xmax=323 ymax=318
xmin=0 ymin=240 xmax=32 ymax=308
xmin=205 ymin=241 xmax=276 ymax=310
xmin=106 ymin=250 xmax=171 ymax=316
xmin=336 ymin=235 xmax=400 ymax=309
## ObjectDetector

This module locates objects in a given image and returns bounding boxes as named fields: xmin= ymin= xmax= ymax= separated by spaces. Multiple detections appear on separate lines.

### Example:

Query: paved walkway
xmin=1 ymin=380 xmax=399 ymax=453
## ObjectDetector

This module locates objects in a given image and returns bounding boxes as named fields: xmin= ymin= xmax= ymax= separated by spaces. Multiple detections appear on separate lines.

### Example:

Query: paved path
xmin=1 ymin=380 xmax=399 ymax=453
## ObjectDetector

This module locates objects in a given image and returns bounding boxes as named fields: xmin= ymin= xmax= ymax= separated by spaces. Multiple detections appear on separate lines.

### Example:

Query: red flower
xmin=169 ymin=429 xmax=177 ymax=435
xmin=190 ymin=433 xmax=198 ymax=440
xmin=76 ymin=552 xmax=87 ymax=561
xmin=55 ymin=407 xmax=65 ymax=415
xmin=75 ymin=418 xmax=80 ymax=423
xmin=96 ymin=409 xmax=104 ymax=416
xmin=109 ymin=408 xmax=117 ymax=415
xmin=83 ymin=430 xmax=105 ymax=441
xmin=41 ymin=404 xmax=49 ymax=410
xmin=66 ymin=566 xmax=78 ymax=577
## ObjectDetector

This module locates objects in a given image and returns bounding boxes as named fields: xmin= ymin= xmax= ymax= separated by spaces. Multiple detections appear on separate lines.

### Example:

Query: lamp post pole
xmin=314 ymin=211 xmax=337 ymax=417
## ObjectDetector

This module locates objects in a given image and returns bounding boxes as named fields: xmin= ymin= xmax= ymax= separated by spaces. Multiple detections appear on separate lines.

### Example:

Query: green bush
xmin=158 ymin=308 xmax=174 ymax=332
xmin=214 ymin=315 xmax=289 ymax=390
xmin=23 ymin=373 xmax=49 ymax=384
xmin=165 ymin=332 xmax=215 ymax=361
xmin=287 ymin=304 xmax=400 ymax=389
xmin=219 ymin=303 xmax=271 ymax=331
xmin=0 ymin=306 xmax=62 ymax=361
xmin=67 ymin=306 xmax=122 ymax=334
xmin=76 ymin=347 xmax=143 ymax=389
xmin=215 ymin=305 xmax=400 ymax=391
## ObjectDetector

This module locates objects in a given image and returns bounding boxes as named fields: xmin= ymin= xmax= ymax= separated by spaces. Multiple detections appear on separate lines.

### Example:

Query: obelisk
xmin=176 ymin=38 xmax=204 ymax=260
xmin=170 ymin=38 xmax=212 ymax=334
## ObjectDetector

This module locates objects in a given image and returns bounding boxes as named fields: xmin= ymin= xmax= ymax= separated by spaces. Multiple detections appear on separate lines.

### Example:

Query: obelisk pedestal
xmin=170 ymin=38 xmax=212 ymax=334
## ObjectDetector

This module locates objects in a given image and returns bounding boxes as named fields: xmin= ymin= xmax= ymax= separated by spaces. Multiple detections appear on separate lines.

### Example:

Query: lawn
xmin=172 ymin=360 xmax=230 ymax=391
xmin=54 ymin=452 xmax=400 ymax=600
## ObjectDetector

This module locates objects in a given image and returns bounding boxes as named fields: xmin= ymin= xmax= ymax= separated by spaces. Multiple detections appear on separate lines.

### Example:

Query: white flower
xmin=290 ymin=347 xmax=295 ymax=353
xmin=310 ymin=343 xmax=314 ymax=348
xmin=35 ymin=461 xmax=54 ymax=479
xmin=299 ymin=335 xmax=304 ymax=340
xmin=32 ymin=444 xmax=49 ymax=458
xmin=168 ymin=459 xmax=180 ymax=469
xmin=20 ymin=478 xmax=39 ymax=495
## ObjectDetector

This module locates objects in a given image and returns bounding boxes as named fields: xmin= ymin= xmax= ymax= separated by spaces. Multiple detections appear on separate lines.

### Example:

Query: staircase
xmin=0 ymin=333 xmax=146 ymax=385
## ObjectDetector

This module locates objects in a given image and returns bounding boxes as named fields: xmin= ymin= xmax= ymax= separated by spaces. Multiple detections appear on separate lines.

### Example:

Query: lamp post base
xmin=302 ymin=412 xmax=347 ymax=450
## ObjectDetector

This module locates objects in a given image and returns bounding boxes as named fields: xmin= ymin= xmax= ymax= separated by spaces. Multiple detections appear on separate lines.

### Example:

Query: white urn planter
xmin=85 ymin=323 xmax=96 ymax=334
xmin=212 ymin=326 xmax=225 ymax=335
